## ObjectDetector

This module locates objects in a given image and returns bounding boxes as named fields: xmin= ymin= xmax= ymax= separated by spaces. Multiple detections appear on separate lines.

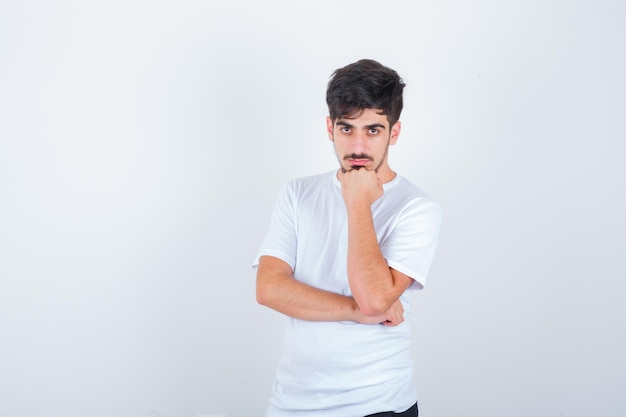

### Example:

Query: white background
xmin=1 ymin=1 xmax=625 ymax=416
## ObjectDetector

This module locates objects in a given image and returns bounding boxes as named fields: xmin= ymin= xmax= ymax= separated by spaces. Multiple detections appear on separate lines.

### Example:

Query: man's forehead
xmin=334 ymin=109 xmax=390 ymax=127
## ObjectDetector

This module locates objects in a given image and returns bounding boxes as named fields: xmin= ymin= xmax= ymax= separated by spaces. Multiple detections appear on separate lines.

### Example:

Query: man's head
xmin=325 ymin=59 xmax=405 ymax=180
xmin=326 ymin=59 xmax=405 ymax=126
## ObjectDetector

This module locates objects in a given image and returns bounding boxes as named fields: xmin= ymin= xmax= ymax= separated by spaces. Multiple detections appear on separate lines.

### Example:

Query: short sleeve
xmin=381 ymin=199 xmax=443 ymax=289
xmin=252 ymin=182 xmax=298 ymax=270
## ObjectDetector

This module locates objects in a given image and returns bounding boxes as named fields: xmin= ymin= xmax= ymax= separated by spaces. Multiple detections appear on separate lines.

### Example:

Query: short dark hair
xmin=326 ymin=59 xmax=405 ymax=126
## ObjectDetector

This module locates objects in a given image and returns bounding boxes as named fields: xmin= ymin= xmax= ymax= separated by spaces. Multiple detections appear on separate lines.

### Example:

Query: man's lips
xmin=347 ymin=159 xmax=370 ymax=166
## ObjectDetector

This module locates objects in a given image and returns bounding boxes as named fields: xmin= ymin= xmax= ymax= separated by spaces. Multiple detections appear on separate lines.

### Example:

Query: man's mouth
xmin=341 ymin=154 xmax=373 ymax=172
xmin=347 ymin=158 xmax=370 ymax=166
xmin=344 ymin=154 xmax=372 ymax=166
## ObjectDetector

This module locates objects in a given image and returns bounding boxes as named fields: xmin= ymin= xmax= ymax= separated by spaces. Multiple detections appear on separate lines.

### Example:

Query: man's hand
xmin=339 ymin=168 xmax=383 ymax=209
xmin=356 ymin=299 xmax=405 ymax=326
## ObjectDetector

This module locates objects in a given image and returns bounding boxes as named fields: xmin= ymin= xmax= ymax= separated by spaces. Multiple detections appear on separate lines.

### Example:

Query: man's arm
xmin=256 ymin=255 xmax=405 ymax=325
xmin=340 ymin=169 xmax=414 ymax=317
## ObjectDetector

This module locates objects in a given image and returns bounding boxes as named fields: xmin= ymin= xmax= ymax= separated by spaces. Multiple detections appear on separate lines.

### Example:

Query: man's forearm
xmin=256 ymin=255 xmax=404 ymax=325
xmin=256 ymin=256 xmax=361 ymax=322
xmin=339 ymin=169 xmax=409 ymax=316
xmin=346 ymin=204 xmax=403 ymax=316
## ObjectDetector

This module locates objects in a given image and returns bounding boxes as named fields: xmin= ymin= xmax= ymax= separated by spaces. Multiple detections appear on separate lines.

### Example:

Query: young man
xmin=254 ymin=59 xmax=442 ymax=417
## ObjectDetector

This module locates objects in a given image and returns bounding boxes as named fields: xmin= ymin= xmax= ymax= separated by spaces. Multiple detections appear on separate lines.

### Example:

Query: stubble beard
xmin=335 ymin=137 xmax=390 ymax=174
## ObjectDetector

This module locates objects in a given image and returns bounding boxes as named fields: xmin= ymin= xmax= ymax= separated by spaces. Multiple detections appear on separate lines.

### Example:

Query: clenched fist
xmin=338 ymin=168 xmax=383 ymax=210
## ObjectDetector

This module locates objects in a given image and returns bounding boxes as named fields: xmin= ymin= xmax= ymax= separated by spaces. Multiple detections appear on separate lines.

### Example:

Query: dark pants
xmin=365 ymin=402 xmax=418 ymax=417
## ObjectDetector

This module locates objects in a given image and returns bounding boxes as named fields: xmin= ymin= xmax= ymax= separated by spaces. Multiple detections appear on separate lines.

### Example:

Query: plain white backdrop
xmin=1 ymin=1 xmax=625 ymax=416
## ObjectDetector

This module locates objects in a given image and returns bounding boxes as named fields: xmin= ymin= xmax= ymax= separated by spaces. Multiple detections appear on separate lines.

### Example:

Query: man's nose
xmin=351 ymin=131 xmax=367 ymax=150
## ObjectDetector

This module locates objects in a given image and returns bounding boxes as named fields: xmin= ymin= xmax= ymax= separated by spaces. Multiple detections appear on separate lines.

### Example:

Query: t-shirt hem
xmin=252 ymin=250 xmax=295 ymax=270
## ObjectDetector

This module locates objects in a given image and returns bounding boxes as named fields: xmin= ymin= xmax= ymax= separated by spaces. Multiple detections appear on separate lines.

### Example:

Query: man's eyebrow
xmin=335 ymin=121 xmax=386 ymax=130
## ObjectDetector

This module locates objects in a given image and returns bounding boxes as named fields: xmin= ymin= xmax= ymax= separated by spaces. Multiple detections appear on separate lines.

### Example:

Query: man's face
xmin=326 ymin=108 xmax=401 ymax=181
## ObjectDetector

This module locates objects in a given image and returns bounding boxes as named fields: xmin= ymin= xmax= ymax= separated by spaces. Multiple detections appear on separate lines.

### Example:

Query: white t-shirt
xmin=253 ymin=170 xmax=442 ymax=417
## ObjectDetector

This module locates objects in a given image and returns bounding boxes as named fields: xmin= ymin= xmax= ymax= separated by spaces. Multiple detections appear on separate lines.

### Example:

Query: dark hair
xmin=326 ymin=59 xmax=405 ymax=126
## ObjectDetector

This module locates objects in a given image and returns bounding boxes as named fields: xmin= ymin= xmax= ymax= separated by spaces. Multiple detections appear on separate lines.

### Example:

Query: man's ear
xmin=389 ymin=121 xmax=401 ymax=145
xmin=326 ymin=116 xmax=334 ymax=141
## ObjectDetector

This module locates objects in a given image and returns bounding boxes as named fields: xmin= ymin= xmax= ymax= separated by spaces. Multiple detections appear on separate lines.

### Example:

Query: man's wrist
xmin=345 ymin=201 xmax=372 ymax=217
xmin=345 ymin=296 xmax=363 ymax=322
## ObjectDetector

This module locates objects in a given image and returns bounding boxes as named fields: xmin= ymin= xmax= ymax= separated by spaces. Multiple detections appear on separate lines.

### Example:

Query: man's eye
xmin=341 ymin=127 xmax=351 ymax=133
xmin=368 ymin=129 xmax=379 ymax=135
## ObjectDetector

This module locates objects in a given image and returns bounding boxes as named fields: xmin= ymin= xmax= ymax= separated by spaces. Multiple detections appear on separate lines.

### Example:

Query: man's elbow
xmin=256 ymin=280 xmax=272 ymax=307
xmin=256 ymin=256 xmax=292 ymax=308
